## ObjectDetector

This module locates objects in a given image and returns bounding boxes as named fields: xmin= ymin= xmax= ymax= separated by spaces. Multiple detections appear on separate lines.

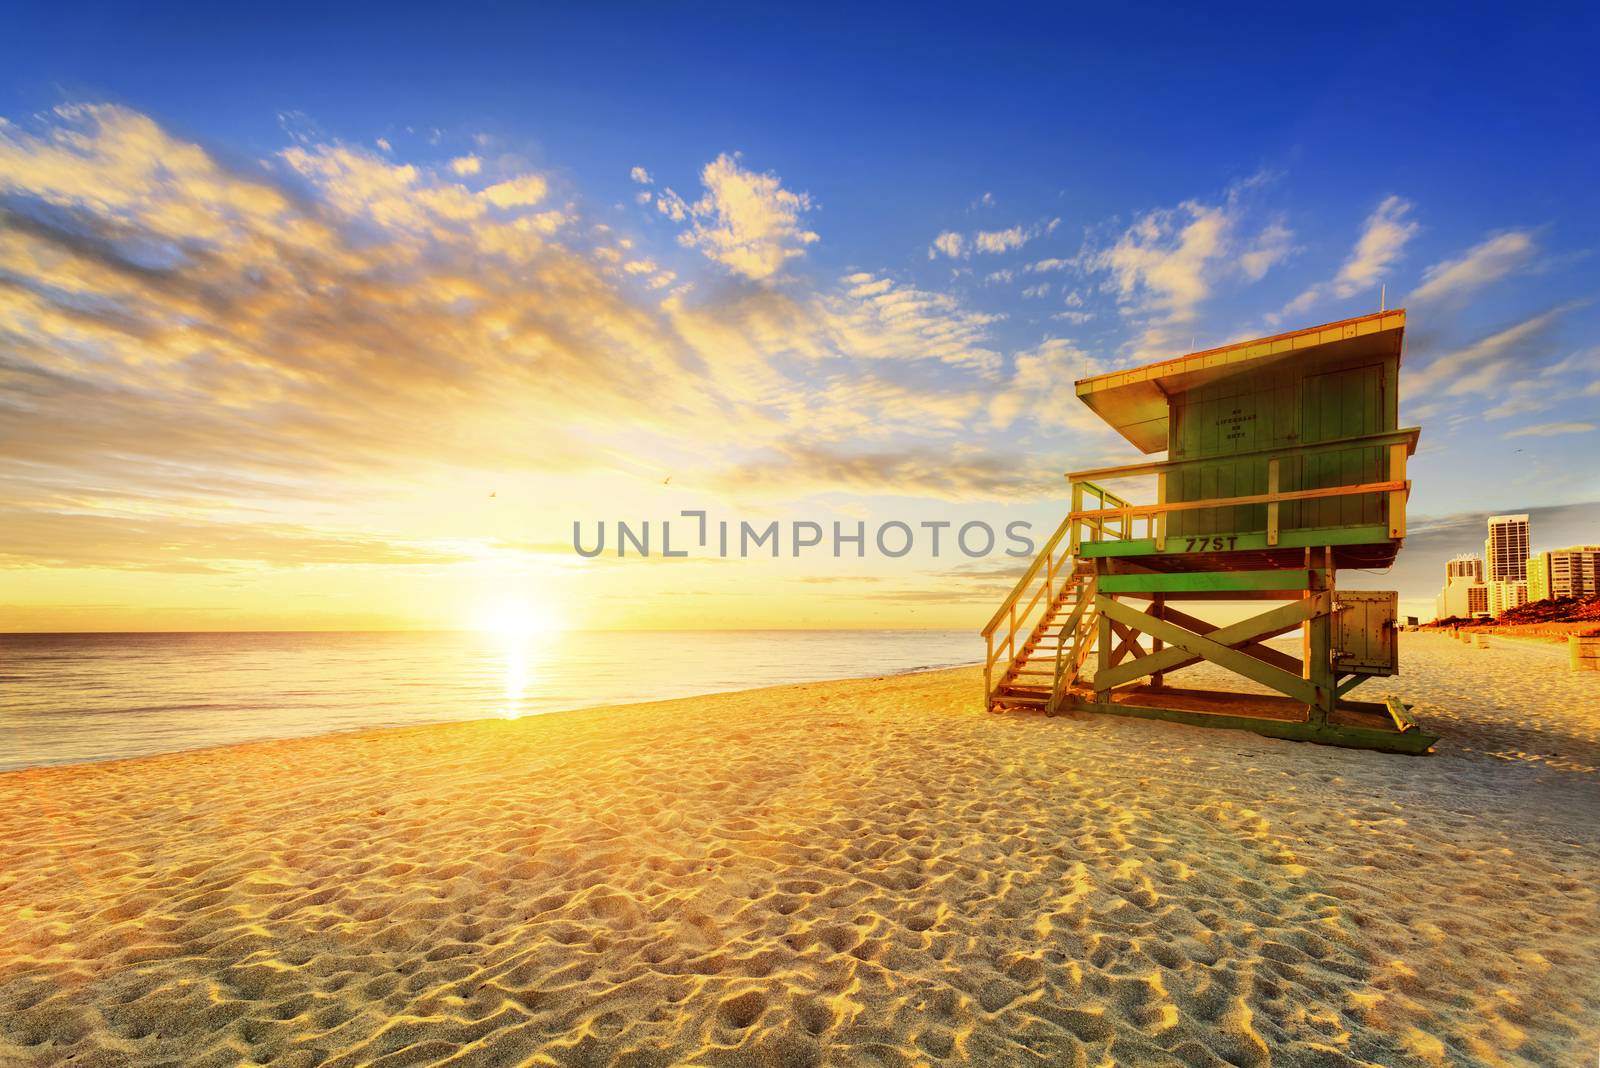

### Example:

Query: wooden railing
xmin=1065 ymin=428 xmax=1420 ymax=552
xmin=1050 ymin=575 xmax=1097 ymax=712
xmin=981 ymin=513 xmax=1074 ymax=703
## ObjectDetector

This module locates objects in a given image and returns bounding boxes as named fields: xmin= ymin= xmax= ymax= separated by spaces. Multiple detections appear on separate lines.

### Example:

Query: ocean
xmin=0 ymin=629 xmax=978 ymax=772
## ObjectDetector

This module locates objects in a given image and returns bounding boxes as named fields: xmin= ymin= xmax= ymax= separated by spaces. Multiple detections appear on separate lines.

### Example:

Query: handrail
xmin=981 ymin=512 xmax=1073 ymax=638
xmin=1068 ymin=478 xmax=1408 ymax=522
xmin=1065 ymin=427 xmax=1421 ymax=484
xmin=1071 ymin=479 xmax=1157 ymax=548
xmin=1050 ymin=576 xmax=1096 ymax=711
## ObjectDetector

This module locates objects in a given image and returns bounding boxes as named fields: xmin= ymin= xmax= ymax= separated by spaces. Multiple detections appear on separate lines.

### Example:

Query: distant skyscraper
xmin=1484 ymin=514 xmax=1529 ymax=583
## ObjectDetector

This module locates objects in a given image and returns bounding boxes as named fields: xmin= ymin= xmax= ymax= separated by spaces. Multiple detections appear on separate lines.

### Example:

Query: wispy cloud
xmin=1406 ymin=304 xmax=1575 ymax=397
xmin=1505 ymin=421 xmax=1596 ymax=438
xmin=928 ymin=218 xmax=1058 ymax=259
xmin=1273 ymin=195 xmax=1415 ymax=322
xmin=1409 ymin=229 xmax=1538 ymax=306
xmin=1088 ymin=188 xmax=1285 ymax=357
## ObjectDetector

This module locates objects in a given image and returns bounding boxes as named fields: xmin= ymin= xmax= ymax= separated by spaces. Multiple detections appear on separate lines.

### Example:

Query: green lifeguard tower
xmin=981 ymin=310 xmax=1436 ymax=754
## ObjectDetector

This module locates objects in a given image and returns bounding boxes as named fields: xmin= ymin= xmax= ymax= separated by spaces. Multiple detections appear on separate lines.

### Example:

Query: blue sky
xmin=1 ymin=4 xmax=1597 ymax=627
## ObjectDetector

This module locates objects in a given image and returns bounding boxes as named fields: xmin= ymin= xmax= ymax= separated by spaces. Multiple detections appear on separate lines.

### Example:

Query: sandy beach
xmin=2 ymin=632 xmax=1597 ymax=1067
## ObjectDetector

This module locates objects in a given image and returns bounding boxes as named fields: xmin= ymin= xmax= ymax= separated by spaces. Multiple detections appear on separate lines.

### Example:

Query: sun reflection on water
xmin=499 ymin=636 xmax=532 ymax=718
xmin=473 ymin=596 xmax=561 ymax=719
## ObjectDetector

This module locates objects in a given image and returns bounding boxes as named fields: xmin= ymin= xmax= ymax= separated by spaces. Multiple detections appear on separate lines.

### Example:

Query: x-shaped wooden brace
xmin=1094 ymin=592 xmax=1330 ymax=707
xmin=1107 ymin=619 xmax=1146 ymax=666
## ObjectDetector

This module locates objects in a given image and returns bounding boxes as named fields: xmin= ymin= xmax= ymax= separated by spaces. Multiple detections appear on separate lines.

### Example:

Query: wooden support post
xmin=1069 ymin=482 xmax=1084 ymax=553
xmin=1266 ymin=458 xmax=1280 ymax=547
xmin=984 ymin=631 xmax=993 ymax=708
xmin=1007 ymin=603 xmax=1017 ymax=678
xmin=1305 ymin=550 xmax=1335 ymax=725
xmin=1095 ymin=595 xmax=1112 ymax=702
xmin=1155 ymin=472 xmax=1168 ymax=552
xmin=1302 ymin=548 xmax=1312 ymax=682
xmin=1387 ymin=443 xmax=1408 ymax=538
xmin=1150 ymin=595 xmax=1165 ymax=690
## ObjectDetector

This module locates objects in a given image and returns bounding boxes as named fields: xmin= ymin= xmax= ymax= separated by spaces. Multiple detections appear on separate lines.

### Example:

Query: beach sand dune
xmin=2 ymin=632 xmax=1597 ymax=1066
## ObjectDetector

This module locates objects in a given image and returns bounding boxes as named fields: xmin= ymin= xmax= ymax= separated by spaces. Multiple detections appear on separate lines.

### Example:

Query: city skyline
xmin=1433 ymin=509 xmax=1600 ymax=619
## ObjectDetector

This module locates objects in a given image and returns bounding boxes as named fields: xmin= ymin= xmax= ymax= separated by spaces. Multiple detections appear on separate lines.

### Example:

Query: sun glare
xmin=474 ymin=597 xmax=561 ymax=640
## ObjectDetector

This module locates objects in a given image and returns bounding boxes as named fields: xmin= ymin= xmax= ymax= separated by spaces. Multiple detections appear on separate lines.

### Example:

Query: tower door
xmin=1296 ymin=363 xmax=1384 ymax=530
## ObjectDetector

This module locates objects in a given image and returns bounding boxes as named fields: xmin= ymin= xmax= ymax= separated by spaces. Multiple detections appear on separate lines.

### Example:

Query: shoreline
xmin=0 ymin=664 xmax=974 ymax=780
xmin=0 ymin=633 xmax=979 ymax=777
xmin=4 ymin=634 xmax=1597 ymax=1065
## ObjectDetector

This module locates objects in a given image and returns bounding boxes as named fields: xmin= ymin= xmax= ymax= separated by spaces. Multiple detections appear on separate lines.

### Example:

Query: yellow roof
xmin=1074 ymin=310 xmax=1407 ymax=453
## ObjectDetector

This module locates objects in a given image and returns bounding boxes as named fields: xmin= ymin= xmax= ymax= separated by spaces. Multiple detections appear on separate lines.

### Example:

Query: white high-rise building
xmin=1484 ymin=514 xmax=1529 ymax=583
xmin=1488 ymin=579 xmax=1528 ymax=616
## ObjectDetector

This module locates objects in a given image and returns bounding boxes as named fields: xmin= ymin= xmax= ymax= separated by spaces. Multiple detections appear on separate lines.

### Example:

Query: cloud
xmin=813 ymin=272 xmax=1004 ymax=374
xmin=711 ymin=442 xmax=1050 ymax=502
xmin=449 ymin=155 xmax=481 ymax=176
xmin=0 ymin=105 xmax=725 ymax=559
xmin=1476 ymin=342 xmax=1600 ymax=420
xmin=1238 ymin=219 xmax=1294 ymax=281
xmin=988 ymin=338 xmax=1113 ymax=436
xmin=1505 ymin=421 xmax=1596 ymax=438
xmin=1275 ymin=196 xmax=1416 ymax=322
xmin=629 ymin=165 xmax=653 ymax=184
xmin=0 ymin=506 xmax=472 ymax=572
xmin=1406 ymin=304 xmax=1573 ymax=397
xmin=1409 ymin=230 xmax=1537 ymax=306
xmin=1335 ymin=196 xmax=1415 ymax=294
xmin=672 ymin=153 xmax=818 ymax=281
xmin=480 ymin=174 xmax=548 ymax=208
xmin=1091 ymin=199 xmax=1234 ymax=356
xmin=929 ymin=230 xmax=963 ymax=259
xmin=975 ymin=226 xmax=1029 ymax=254
xmin=931 ymin=218 xmax=1058 ymax=260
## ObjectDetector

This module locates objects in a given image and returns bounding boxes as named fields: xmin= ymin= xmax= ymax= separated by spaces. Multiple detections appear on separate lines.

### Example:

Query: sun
xmin=473 ymin=596 xmax=561 ymax=640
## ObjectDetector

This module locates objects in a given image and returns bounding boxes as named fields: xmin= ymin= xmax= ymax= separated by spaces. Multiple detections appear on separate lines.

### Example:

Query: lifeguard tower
xmin=981 ymin=310 xmax=1436 ymax=754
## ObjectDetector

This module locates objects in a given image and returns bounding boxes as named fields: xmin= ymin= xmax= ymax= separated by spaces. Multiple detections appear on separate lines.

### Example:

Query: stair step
xmin=993 ymin=696 xmax=1049 ymax=707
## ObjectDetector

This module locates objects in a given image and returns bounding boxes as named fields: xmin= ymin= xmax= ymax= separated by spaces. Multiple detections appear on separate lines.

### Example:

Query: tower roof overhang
xmin=1074 ymin=310 xmax=1407 ymax=454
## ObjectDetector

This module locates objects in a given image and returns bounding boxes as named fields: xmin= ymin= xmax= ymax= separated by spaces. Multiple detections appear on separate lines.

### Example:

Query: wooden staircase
xmin=982 ymin=482 xmax=1138 ymax=715
xmin=989 ymin=566 xmax=1096 ymax=711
